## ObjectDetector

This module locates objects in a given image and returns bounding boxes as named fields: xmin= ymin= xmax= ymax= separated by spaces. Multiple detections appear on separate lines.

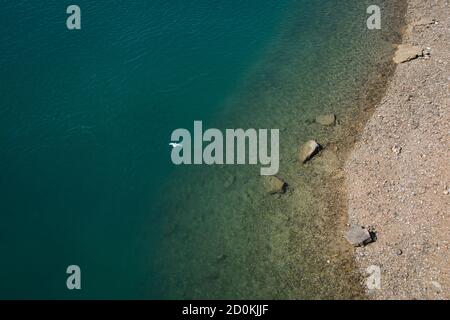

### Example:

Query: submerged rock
xmin=216 ymin=254 xmax=227 ymax=263
xmin=316 ymin=114 xmax=336 ymax=126
xmin=299 ymin=140 xmax=321 ymax=163
xmin=393 ymin=44 xmax=423 ymax=64
xmin=224 ymin=175 xmax=235 ymax=188
xmin=345 ymin=225 xmax=373 ymax=247
xmin=314 ymin=149 xmax=341 ymax=175
xmin=264 ymin=176 xmax=287 ymax=194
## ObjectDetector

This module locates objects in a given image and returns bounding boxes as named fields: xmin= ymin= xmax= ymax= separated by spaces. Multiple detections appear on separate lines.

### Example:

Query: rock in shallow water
xmin=299 ymin=140 xmax=321 ymax=163
xmin=223 ymin=175 xmax=235 ymax=188
xmin=264 ymin=176 xmax=287 ymax=194
xmin=345 ymin=225 xmax=373 ymax=247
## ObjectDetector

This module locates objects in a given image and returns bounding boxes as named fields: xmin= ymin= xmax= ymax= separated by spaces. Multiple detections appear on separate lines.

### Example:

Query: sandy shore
xmin=345 ymin=0 xmax=449 ymax=299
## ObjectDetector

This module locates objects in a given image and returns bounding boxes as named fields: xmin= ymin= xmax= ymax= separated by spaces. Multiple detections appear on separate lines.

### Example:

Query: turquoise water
xmin=0 ymin=0 xmax=293 ymax=299
xmin=0 ymin=1 xmax=405 ymax=299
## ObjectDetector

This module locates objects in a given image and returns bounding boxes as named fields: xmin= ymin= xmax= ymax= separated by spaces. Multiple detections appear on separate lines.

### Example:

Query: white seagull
xmin=169 ymin=142 xmax=182 ymax=148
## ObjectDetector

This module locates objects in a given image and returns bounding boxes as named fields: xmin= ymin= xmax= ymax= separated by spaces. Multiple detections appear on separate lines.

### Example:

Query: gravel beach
xmin=345 ymin=0 xmax=449 ymax=299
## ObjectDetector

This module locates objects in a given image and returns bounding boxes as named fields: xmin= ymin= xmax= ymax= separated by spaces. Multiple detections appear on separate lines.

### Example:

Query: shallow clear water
xmin=0 ymin=0 xmax=405 ymax=298
xmin=156 ymin=0 xmax=406 ymax=299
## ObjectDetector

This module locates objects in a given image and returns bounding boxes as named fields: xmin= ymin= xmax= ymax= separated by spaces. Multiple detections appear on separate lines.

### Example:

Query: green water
xmin=0 ymin=0 xmax=405 ymax=299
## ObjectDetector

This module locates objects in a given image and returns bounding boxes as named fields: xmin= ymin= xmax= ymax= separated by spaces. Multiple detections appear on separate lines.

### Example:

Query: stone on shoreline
xmin=393 ymin=44 xmax=423 ymax=64
xmin=299 ymin=140 xmax=321 ymax=163
xmin=414 ymin=18 xmax=436 ymax=26
xmin=344 ymin=225 xmax=373 ymax=247
xmin=264 ymin=176 xmax=287 ymax=194
xmin=315 ymin=114 xmax=336 ymax=126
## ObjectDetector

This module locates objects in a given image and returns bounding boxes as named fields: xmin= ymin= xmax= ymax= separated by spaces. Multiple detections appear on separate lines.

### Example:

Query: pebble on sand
xmin=345 ymin=225 xmax=373 ymax=247
xmin=430 ymin=281 xmax=442 ymax=293
xmin=414 ymin=18 xmax=437 ymax=26
xmin=299 ymin=140 xmax=321 ymax=163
